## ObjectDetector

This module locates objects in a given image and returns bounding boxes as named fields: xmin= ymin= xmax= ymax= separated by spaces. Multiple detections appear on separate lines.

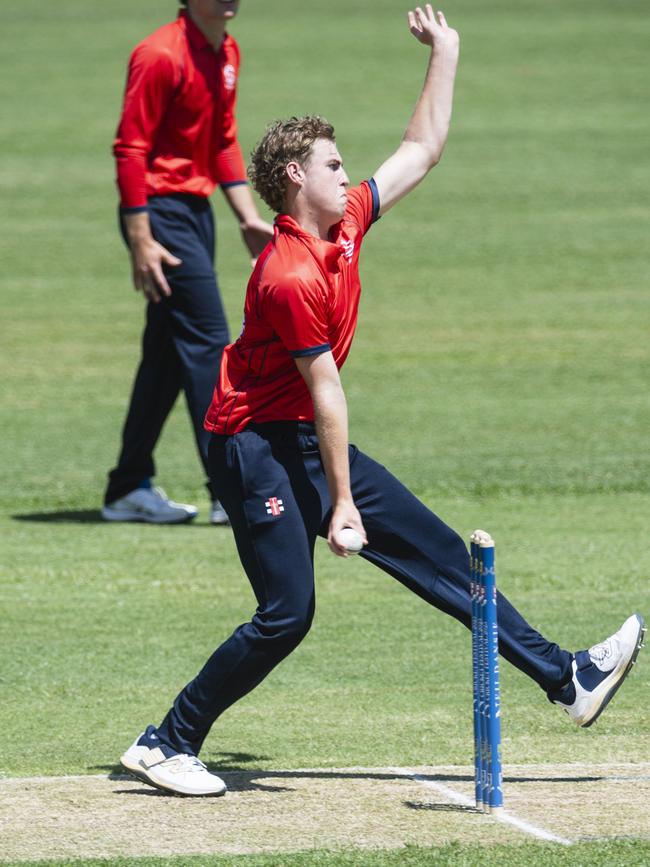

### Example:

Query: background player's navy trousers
xmin=156 ymin=422 xmax=573 ymax=755
xmin=105 ymin=195 xmax=230 ymax=504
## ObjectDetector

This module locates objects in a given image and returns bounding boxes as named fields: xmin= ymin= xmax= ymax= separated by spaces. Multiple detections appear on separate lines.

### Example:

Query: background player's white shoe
xmin=121 ymin=732 xmax=226 ymax=797
xmin=102 ymin=487 xmax=198 ymax=524
xmin=551 ymin=613 xmax=645 ymax=727
xmin=210 ymin=499 xmax=230 ymax=525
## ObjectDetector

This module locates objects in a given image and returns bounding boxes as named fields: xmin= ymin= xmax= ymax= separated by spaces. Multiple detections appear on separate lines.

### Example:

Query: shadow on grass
xmin=92 ymin=758 xmax=613 ymax=797
xmin=13 ymin=510 xmax=105 ymax=523
xmin=12 ymin=510 xmax=217 ymax=526
xmin=405 ymin=801 xmax=476 ymax=813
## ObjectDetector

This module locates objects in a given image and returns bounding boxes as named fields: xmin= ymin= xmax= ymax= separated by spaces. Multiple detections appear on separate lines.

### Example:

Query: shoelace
xmin=589 ymin=637 xmax=618 ymax=664
xmin=163 ymin=754 xmax=208 ymax=774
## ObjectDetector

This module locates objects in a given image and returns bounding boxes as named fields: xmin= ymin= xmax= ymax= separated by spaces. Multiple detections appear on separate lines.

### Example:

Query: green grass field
xmin=2 ymin=0 xmax=650 ymax=864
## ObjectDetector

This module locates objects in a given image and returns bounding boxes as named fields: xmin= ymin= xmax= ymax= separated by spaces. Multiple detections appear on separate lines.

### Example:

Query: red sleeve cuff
xmin=114 ymin=148 xmax=149 ymax=209
xmin=215 ymin=140 xmax=247 ymax=186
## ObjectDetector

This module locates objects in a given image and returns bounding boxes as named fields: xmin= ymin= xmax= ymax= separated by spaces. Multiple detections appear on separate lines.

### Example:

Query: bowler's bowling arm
xmin=373 ymin=6 xmax=459 ymax=217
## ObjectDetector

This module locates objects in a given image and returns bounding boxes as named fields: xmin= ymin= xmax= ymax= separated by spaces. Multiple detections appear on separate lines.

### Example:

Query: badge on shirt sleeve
xmin=223 ymin=64 xmax=237 ymax=91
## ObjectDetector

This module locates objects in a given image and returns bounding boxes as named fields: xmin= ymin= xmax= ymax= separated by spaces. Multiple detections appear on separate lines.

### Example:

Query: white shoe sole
xmin=120 ymin=751 xmax=227 ymax=797
xmin=102 ymin=507 xmax=197 ymax=525
xmin=120 ymin=751 xmax=153 ymax=786
xmin=579 ymin=614 xmax=646 ymax=727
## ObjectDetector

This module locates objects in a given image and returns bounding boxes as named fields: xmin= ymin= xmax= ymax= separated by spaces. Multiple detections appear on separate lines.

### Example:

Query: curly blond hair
xmin=248 ymin=116 xmax=335 ymax=214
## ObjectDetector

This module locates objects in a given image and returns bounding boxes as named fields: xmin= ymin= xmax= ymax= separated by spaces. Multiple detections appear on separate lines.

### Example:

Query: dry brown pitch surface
xmin=1 ymin=763 xmax=649 ymax=861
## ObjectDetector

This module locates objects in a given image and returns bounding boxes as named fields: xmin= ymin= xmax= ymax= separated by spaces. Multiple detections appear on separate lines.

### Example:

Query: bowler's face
xmin=302 ymin=138 xmax=350 ymax=226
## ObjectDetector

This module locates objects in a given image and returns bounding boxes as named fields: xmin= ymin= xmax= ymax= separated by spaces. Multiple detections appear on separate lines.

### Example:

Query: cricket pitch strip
xmin=1 ymin=762 xmax=649 ymax=861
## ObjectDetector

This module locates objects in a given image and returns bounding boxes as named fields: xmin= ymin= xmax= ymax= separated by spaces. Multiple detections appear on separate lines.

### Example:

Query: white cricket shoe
xmin=102 ymin=487 xmax=198 ymax=524
xmin=210 ymin=499 xmax=230 ymax=525
xmin=121 ymin=732 xmax=226 ymax=797
xmin=551 ymin=613 xmax=645 ymax=727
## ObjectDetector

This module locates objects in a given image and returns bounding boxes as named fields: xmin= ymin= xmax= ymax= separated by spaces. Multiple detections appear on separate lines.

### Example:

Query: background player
xmin=102 ymin=0 xmax=272 ymax=526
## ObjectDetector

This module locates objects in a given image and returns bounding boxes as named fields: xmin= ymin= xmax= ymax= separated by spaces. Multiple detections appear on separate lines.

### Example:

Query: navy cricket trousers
xmin=105 ymin=194 xmax=230 ymax=504
xmin=156 ymin=422 xmax=573 ymax=755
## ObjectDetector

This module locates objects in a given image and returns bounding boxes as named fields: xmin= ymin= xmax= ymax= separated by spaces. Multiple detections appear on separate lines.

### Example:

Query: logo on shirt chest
xmin=340 ymin=239 xmax=355 ymax=262
xmin=265 ymin=497 xmax=284 ymax=517
xmin=223 ymin=63 xmax=237 ymax=91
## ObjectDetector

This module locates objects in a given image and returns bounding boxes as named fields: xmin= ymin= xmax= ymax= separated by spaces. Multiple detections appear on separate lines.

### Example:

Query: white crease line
xmin=401 ymin=770 xmax=573 ymax=847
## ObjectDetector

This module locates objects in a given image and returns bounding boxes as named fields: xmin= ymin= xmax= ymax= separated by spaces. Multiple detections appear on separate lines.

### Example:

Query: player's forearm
xmin=122 ymin=211 xmax=154 ymax=246
xmin=373 ymin=11 xmax=460 ymax=217
xmin=403 ymin=41 xmax=459 ymax=167
xmin=311 ymin=382 xmax=354 ymax=508
xmin=294 ymin=353 xmax=353 ymax=506
xmin=221 ymin=182 xmax=263 ymax=229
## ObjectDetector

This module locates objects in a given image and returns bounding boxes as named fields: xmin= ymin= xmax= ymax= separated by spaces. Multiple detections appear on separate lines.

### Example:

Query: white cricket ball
xmin=339 ymin=527 xmax=364 ymax=554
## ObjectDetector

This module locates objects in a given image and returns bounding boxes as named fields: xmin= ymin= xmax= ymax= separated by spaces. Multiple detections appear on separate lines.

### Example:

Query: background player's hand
xmin=328 ymin=502 xmax=368 ymax=558
xmin=408 ymin=5 xmax=459 ymax=55
xmin=129 ymin=238 xmax=181 ymax=303
xmin=240 ymin=217 xmax=274 ymax=266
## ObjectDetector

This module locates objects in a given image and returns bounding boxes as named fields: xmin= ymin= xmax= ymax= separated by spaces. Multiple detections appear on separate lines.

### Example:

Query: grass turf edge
xmin=10 ymin=840 xmax=650 ymax=867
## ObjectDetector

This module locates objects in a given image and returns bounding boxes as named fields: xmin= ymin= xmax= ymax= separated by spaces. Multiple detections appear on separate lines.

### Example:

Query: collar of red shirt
xmin=178 ymin=9 xmax=227 ymax=53
xmin=275 ymin=214 xmax=344 ymax=274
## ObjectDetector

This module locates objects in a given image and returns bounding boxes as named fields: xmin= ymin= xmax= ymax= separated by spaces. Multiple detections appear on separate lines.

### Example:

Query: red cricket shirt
xmin=204 ymin=180 xmax=380 ymax=435
xmin=113 ymin=10 xmax=247 ymax=210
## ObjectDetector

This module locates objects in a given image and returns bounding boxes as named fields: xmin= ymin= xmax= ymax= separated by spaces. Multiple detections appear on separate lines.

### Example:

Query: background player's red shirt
xmin=205 ymin=181 xmax=380 ymax=435
xmin=114 ymin=10 xmax=247 ymax=209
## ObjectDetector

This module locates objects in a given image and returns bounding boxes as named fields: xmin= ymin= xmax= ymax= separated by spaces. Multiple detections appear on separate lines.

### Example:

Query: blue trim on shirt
xmin=220 ymin=180 xmax=248 ymax=189
xmin=120 ymin=205 xmax=148 ymax=215
xmin=290 ymin=343 xmax=331 ymax=358
xmin=368 ymin=177 xmax=381 ymax=223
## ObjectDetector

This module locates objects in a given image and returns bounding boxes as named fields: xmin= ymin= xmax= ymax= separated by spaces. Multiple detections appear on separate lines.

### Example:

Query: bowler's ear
xmin=286 ymin=161 xmax=305 ymax=186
